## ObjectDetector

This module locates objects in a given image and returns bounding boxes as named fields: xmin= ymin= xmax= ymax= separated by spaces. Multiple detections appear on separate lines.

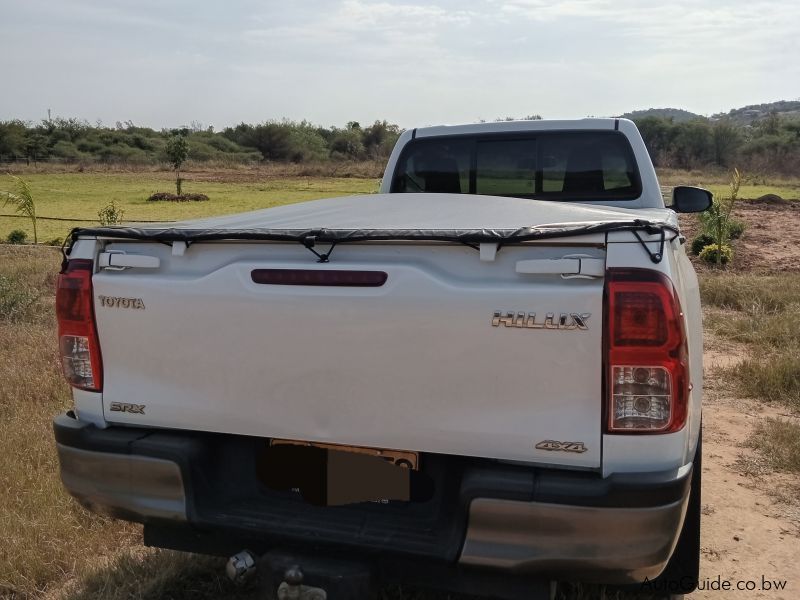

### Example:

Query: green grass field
xmin=657 ymin=169 xmax=800 ymax=201
xmin=2 ymin=169 xmax=798 ymax=244
xmin=0 ymin=172 xmax=380 ymax=242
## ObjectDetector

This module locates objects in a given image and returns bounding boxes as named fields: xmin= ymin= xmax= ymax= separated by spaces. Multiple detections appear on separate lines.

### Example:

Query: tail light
xmin=56 ymin=259 xmax=103 ymax=391
xmin=604 ymin=268 xmax=688 ymax=433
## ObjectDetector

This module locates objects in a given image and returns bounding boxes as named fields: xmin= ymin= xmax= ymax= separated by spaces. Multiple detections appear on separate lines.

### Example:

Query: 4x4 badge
xmin=535 ymin=440 xmax=588 ymax=453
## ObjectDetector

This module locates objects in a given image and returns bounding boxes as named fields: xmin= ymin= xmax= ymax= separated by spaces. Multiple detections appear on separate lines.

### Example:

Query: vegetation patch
xmin=734 ymin=354 xmax=800 ymax=409
xmin=700 ymin=274 xmax=800 ymax=312
xmin=6 ymin=228 xmax=27 ymax=244
xmin=147 ymin=192 xmax=210 ymax=202
xmin=63 ymin=550 xmax=256 ymax=600
xmin=702 ymin=274 xmax=800 ymax=409
xmin=698 ymin=243 xmax=732 ymax=265
xmin=0 ymin=274 xmax=41 ymax=323
xmin=745 ymin=418 xmax=800 ymax=474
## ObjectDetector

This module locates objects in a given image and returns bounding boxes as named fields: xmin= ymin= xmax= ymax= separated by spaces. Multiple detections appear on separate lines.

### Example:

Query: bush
xmin=6 ymin=229 xmax=27 ymax=244
xmin=98 ymin=200 xmax=125 ymax=226
xmin=690 ymin=233 xmax=715 ymax=255
xmin=728 ymin=219 xmax=746 ymax=240
xmin=44 ymin=237 xmax=64 ymax=247
xmin=698 ymin=243 xmax=733 ymax=265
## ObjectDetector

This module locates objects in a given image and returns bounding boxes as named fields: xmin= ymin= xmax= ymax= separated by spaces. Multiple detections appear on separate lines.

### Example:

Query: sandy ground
xmin=695 ymin=337 xmax=800 ymax=599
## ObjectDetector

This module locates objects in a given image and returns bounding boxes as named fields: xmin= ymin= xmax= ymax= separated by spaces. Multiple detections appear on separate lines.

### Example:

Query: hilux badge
xmin=492 ymin=311 xmax=590 ymax=330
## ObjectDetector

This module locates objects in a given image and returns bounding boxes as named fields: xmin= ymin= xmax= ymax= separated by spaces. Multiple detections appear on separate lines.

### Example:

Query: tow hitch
xmin=276 ymin=565 xmax=327 ymax=600
xmin=226 ymin=550 xmax=371 ymax=600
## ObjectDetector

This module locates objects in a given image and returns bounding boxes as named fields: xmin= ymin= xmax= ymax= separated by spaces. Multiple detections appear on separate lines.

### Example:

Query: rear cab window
xmin=390 ymin=131 xmax=641 ymax=201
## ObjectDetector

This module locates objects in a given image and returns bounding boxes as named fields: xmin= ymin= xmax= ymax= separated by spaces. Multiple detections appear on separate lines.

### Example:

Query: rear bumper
xmin=54 ymin=412 xmax=691 ymax=586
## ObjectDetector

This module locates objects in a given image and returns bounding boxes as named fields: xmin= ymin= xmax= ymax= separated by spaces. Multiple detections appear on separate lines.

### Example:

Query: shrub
xmin=98 ymin=200 xmax=125 ymax=226
xmin=6 ymin=229 xmax=27 ymax=244
xmin=728 ymin=219 xmax=746 ymax=240
xmin=698 ymin=243 xmax=733 ymax=265
xmin=44 ymin=237 xmax=64 ymax=247
xmin=690 ymin=233 xmax=715 ymax=255
xmin=51 ymin=140 xmax=89 ymax=162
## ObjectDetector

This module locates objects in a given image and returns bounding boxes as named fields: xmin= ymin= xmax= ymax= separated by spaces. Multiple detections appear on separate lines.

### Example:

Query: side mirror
xmin=672 ymin=186 xmax=713 ymax=213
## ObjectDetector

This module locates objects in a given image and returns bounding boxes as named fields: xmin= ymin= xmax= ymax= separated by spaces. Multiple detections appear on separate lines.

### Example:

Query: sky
xmin=1 ymin=0 xmax=798 ymax=130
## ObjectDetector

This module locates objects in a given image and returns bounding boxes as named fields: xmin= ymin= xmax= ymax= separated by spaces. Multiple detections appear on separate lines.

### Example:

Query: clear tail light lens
xmin=56 ymin=259 xmax=103 ymax=391
xmin=605 ymin=269 xmax=689 ymax=433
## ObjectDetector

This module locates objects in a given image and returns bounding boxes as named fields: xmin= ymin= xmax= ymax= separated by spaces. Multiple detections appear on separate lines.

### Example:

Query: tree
xmin=0 ymin=121 xmax=26 ymax=159
xmin=712 ymin=122 xmax=742 ymax=167
xmin=361 ymin=120 xmax=401 ymax=159
xmin=635 ymin=116 xmax=677 ymax=166
xmin=165 ymin=134 xmax=189 ymax=195
xmin=329 ymin=127 xmax=364 ymax=159
xmin=672 ymin=120 xmax=714 ymax=169
xmin=1 ymin=175 xmax=38 ymax=243
xmin=24 ymin=133 xmax=49 ymax=164
xmin=699 ymin=168 xmax=742 ymax=267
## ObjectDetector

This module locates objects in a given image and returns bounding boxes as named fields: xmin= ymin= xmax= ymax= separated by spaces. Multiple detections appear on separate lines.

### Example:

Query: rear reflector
xmin=56 ymin=259 xmax=103 ymax=391
xmin=251 ymin=269 xmax=388 ymax=287
xmin=604 ymin=269 xmax=689 ymax=433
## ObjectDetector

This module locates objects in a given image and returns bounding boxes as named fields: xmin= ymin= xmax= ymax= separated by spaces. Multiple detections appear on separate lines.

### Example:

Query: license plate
xmin=269 ymin=439 xmax=419 ymax=470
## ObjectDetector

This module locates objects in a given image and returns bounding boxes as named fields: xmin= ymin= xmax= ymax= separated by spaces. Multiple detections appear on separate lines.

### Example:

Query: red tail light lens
xmin=605 ymin=269 xmax=688 ymax=433
xmin=56 ymin=259 xmax=103 ymax=391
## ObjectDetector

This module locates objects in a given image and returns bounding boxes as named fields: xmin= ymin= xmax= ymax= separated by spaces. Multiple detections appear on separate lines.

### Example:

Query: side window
xmin=392 ymin=140 xmax=470 ymax=193
xmin=475 ymin=139 xmax=537 ymax=196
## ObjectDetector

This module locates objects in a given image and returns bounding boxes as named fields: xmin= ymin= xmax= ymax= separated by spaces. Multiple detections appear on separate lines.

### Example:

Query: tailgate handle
xmin=515 ymin=256 xmax=605 ymax=278
xmin=99 ymin=251 xmax=160 ymax=270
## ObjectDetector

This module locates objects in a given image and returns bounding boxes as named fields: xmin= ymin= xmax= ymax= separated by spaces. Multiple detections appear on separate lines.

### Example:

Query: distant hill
xmin=621 ymin=99 xmax=800 ymax=125
xmin=620 ymin=108 xmax=702 ymax=122
xmin=711 ymin=100 xmax=800 ymax=125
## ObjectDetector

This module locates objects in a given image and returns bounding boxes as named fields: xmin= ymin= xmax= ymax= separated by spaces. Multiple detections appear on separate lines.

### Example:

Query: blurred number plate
xmin=270 ymin=439 xmax=418 ymax=470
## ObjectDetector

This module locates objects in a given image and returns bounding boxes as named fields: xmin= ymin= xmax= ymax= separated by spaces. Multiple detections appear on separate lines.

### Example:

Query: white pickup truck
xmin=54 ymin=119 xmax=710 ymax=599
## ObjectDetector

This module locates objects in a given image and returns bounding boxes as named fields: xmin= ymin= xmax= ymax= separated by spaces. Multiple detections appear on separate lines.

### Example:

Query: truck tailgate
xmin=93 ymin=241 xmax=605 ymax=468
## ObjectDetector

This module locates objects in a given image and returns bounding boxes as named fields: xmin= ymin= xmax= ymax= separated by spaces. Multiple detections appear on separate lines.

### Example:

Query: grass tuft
xmin=705 ymin=304 xmax=800 ymax=349
xmin=702 ymin=274 xmax=800 ymax=409
xmin=745 ymin=418 xmax=800 ymax=474
xmin=700 ymin=274 xmax=800 ymax=313
xmin=733 ymin=353 xmax=800 ymax=409
xmin=64 ymin=550 xmax=258 ymax=600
